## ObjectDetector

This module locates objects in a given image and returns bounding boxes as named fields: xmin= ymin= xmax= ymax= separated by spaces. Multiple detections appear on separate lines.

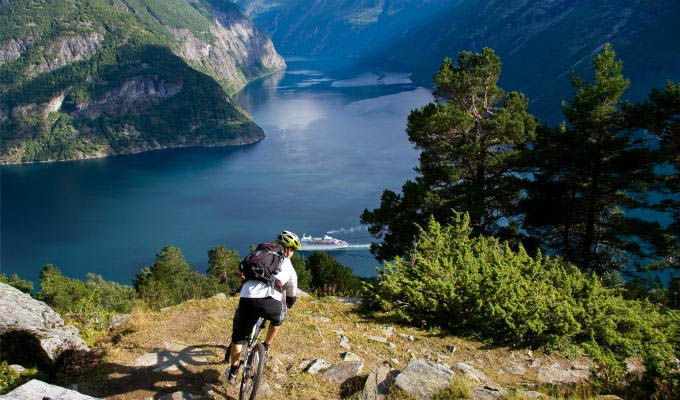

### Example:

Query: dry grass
xmin=64 ymin=295 xmax=603 ymax=399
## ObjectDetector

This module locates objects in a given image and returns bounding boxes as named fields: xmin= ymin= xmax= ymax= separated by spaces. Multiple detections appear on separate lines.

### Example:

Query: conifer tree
xmin=522 ymin=45 xmax=667 ymax=274
xmin=361 ymin=48 xmax=537 ymax=260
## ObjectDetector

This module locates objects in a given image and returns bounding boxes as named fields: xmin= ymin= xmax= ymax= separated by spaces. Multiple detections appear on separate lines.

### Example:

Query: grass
xmin=52 ymin=295 xmax=615 ymax=399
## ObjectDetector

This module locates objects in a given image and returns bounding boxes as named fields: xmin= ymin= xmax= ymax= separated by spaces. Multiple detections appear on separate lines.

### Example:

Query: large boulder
xmin=360 ymin=365 xmax=398 ymax=400
xmin=323 ymin=361 xmax=363 ymax=383
xmin=0 ymin=283 xmax=88 ymax=364
xmin=537 ymin=362 xmax=590 ymax=385
xmin=395 ymin=359 xmax=455 ymax=399
xmin=0 ymin=379 xmax=98 ymax=400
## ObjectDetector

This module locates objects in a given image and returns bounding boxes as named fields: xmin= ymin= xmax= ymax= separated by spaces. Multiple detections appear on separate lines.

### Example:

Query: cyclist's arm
xmin=284 ymin=260 xmax=298 ymax=308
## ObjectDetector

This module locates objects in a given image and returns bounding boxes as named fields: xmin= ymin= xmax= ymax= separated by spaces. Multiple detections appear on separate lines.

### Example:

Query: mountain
xmin=0 ymin=0 xmax=285 ymax=164
xmin=234 ymin=0 xmax=680 ymax=122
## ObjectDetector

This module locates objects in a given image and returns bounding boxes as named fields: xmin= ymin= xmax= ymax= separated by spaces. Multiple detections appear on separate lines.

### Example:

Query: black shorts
xmin=231 ymin=297 xmax=287 ymax=344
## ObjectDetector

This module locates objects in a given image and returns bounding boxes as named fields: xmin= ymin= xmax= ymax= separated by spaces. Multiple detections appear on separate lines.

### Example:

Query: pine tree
xmin=361 ymin=48 xmax=537 ymax=260
xmin=522 ymin=45 xmax=667 ymax=274
xmin=207 ymin=245 xmax=241 ymax=292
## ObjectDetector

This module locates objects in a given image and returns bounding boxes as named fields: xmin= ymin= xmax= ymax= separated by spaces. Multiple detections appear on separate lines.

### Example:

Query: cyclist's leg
xmin=258 ymin=297 xmax=287 ymax=347
xmin=230 ymin=297 xmax=259 ymax=366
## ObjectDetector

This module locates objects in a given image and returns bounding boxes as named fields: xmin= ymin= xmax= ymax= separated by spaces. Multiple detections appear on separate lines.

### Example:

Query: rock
xmin=213 ymin=293 xmax=227 ymax=299
xmin=0 ymin=379 xmax=98 ymax=399
xmin=323 ymin=361 xmax=363 ymax=383
xmin=259 ymin=382 xmax=273 ymax=397
xmin=360 ymin=365 xmax=395 ymax=400
xmin=158 ymin=391 xmax=201 ymax=400
xmin=537 ymin=362 xmax=590 ymax=385
xmin=298 ymin=359 xmax=313 ymax=370
xmin=341 ymin=352 xmax=363 ymax=362
xmin=109 ymin=313 xmax=132 ymax=330
xmin=331 ymin=328 xmax=345 ymax=335
xmin=335 ymin=296 xmax=362 ymax=305
xmin=530 ymin=358 xmax=541 ymax=368
xmin=472 ymin=383 xmax=506 ymax=400
xmin=303 ymin=359 xmax=331 ymax=374
xmin=522 ymin=391 xmax=546 ymax=399
xmin=389 ymin=342 xmax=396 ymax=348
xmin=133 ymin=343 xmax=214 ymax=371
xmin=446 ymin=345 xmax=456 ymax=353
xmin=398 ymin=333 xmax=415 ymax=342
xmin=296 ymin=289 xmax=310 ymax=297
xmin=624 ymin=356 xmax=646 ymax=375
xmin=454 ymin=362 xmax=490 ymax=383
xmin=395 ymin=359 xmax=454 ymax=399
xmin=274 ymin=383 xmax=282 ymax=389
xmin=391 ymin=358 xmax=400 ymax=365
xmin=340 ymin=336 xmax=351 ymax=350
xmin=313 ymin=316 xmax=331 ymax=323
xmin=366 ymin=335 xmax=388 ymax=344
xmin=383 ymin=326 xmax=395 ymax=337
xmin=504 ymin=362 xmax=526 ymax=375
xmin=8 ymin=365 xmax=25 ymax=374
xmin=0 ymin=283 xmax=89 ymax=364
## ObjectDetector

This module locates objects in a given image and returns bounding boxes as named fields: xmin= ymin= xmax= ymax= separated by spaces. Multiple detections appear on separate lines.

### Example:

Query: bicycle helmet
xmin=276 ymin=230 xmax=302 ymax=250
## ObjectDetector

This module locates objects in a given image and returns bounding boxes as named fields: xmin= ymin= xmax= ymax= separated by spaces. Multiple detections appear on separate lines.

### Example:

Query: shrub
xmin=37 ymin=265 xmax=136 ymax=341
xmin=134 ymin=246 xmax=219 ymax=309
xmin=306 ymin=251 xmax=362 ymax=296
xmin=364 ymin=213 xmax=679 ymax=395
xmin=207 ymin=245 xmax=242 ymax=294
xmin=0 ymin=273 xmax=33 ymax=294
xmin=291 ymin=252 xmax=312 ymax=291
xmin=0 ymin=362 xmax=20 ymax=395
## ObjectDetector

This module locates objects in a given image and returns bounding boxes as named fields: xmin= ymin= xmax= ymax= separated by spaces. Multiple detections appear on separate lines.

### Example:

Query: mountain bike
xmin=226 ymin=316 xmax=268 ymax=400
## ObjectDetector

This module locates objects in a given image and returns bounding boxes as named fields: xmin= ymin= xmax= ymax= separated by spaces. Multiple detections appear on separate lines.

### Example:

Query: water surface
xmin=1 ymin=57 xmax=433 ymax=284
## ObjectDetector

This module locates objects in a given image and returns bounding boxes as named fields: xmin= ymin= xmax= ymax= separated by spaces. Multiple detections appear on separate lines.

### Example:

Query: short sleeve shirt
xmin=239 ymin=256 xmax=298 ymax=301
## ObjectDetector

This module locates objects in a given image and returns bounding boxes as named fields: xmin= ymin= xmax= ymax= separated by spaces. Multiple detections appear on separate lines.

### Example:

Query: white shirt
xmin=240 ymin=256 xmax=298 ymax=301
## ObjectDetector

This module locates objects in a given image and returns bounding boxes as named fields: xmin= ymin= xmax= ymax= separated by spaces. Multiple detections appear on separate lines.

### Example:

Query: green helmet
xmin=276 ymin=230 xmax=302 ymax=250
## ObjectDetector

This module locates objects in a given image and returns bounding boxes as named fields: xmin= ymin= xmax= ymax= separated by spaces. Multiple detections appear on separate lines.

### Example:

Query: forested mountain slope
xmin=235 ymin=0 xmax=680 ymax=122
xmin=0 ymin=0 xmax=285 ymax=163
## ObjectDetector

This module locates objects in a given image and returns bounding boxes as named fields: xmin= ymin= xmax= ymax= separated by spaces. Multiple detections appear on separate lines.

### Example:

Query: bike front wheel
xmin=239 ymin=343 xmax=265 ymax=400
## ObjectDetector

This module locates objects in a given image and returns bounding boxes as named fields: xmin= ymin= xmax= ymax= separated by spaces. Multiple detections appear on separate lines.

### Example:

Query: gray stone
xmin=109 ymin=313 xmax=132 ymax=330
xmin=259 ymin=382 xmax=273 ymax=397
xmin=446 ymin=345 xmax=457 ymax=353
xmin=341 ymin=352 xmax=362 ymax=362
xmin=398 ymin=333 xmax=415 ymax=342
xmin=340 ymin=336 xmax=351 ymax=350
xmin=313 ymin=316 xmax=331 ymax=323
xmin=472 ymin=383 xmax=506 ymax=400
xmin=504 ymin=362 xmax=526 ymax=375
xmin=395 ymin=359 xmax=454 ymax=399
xmin=537 ymin=362 xmax=590 ymax=385
xmin=331 ymin=328 xmax=345 ymax=335
xmin=366 ymin=335 xmax=388 ymax=344
xmin=304 ymin=358 xmax=331 ymax=374
xmin=360 ymin=365 xmax=393 ymax=400
xmin=8 ymin=365 xmax=25 ymax=375
xmin=522 ymin=391 xmax=546 ymax=399
xmin=530 ymin=358 xmax=541 ymax=368
xmin=213 ymin=292 xmax=227 ymax=299
xmin=382 ymin=326 xmax=395 ymax=337
xmin=0 ymin=283 xmax=89 ymax=364
xmin=323 ymin=361 xmax=363 ymax=383
xmin=0 ymin=379 xmax=98 ymax=400
xmin=296 ymin=289 xmax=310 ymax=297
xmin=158 ymin=392 xmax=200 ymax=400
xmin=454 ymin=362 xmax=490 ymax=383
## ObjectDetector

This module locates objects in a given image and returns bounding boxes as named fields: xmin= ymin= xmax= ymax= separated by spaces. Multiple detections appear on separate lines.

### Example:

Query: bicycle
xmin=226 ymin=316 xmax=268 ymax=400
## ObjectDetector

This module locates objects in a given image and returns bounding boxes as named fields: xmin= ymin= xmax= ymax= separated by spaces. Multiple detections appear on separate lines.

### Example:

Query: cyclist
xmin=226 ymin=230 xmax=301 ymax=383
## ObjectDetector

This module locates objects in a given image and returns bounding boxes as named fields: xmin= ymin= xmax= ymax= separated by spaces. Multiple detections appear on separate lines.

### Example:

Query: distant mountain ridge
xmin=234 ymin=0 xmax=680 ymax=122
xmin=0 ymin=0 xmax=285 ymax=164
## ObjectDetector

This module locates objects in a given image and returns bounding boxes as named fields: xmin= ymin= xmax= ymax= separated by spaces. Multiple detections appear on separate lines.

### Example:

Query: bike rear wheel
xmin=239 ymin=343 xmax=266 ymax=400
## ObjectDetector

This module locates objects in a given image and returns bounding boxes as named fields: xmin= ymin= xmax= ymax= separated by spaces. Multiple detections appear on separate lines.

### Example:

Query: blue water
xmin=1 ymin=57 xmax=433 ymax=285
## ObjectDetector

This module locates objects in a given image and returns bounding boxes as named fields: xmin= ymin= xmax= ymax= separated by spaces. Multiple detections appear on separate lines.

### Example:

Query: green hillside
xmin=0 ymin=0 xmax=285 ymax=163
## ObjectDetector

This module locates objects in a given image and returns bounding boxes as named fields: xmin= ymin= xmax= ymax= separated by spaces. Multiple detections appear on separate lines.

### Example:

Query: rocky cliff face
xmin=0 ymin=0 xmax=282 ymax=163
xmin=236 ymin=0 xmax=680 ymax=122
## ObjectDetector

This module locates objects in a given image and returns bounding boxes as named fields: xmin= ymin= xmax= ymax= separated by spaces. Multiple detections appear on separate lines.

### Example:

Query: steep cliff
xmin=0 ymin=0 xmax=285 ymax=163
xmin=235 ymin=0 xmax=680 ymax=122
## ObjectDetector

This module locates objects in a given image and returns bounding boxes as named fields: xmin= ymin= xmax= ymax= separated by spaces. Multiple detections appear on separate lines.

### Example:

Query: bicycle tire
xmin=239 ymin=343 xmax=265 ymax=400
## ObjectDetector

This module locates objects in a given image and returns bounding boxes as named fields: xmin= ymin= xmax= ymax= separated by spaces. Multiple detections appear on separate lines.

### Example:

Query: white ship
xmin=301 ymin=234 xmax=349 ymax=251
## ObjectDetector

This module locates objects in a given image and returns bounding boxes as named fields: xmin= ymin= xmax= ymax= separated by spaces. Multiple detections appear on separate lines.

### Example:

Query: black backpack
xmin=239 ymin=242 xmax=285 ymax=292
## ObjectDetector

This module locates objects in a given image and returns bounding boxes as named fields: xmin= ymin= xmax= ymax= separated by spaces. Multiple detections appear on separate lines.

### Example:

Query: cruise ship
xmin=300 ymin=234 xmax=349 ymax=251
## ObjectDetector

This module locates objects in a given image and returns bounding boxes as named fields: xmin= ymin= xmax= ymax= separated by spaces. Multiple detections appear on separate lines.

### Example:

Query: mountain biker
xmin=226 ymin=230 xmax=301 ymax=383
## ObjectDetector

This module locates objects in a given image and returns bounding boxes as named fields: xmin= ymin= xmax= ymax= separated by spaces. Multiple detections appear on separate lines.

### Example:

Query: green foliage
xmin=364 ymin=212 xmax=679 ymax=392
xmin=306 ymin=251 xmax=362 ymax=296
xmin=291 ymin=252 xmax=312 ymax=291
xmin=134 ymin=246 xmax=219 ymax=309
xmin=361 ymin=48 xmax=537 ymax=261
xmin=0 ymin=273 xmax=34 ymax=293
xmin=207 ymin=245 xmax=242 ymax=294
xmin=522 ymin=45 xmax=670 ymax=274
xmin=0 ymin=362 xmax=21 ymax=395
xmin=37 ymin=265 xmax=136 ymax=342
